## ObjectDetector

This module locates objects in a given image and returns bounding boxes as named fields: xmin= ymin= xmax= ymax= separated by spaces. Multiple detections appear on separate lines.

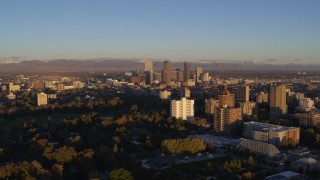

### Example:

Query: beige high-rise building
xmin=162 ymin=61 xmax=171 ymax=83
xmin=37 ymin=92 xmax=48 ymax=106
xmin=196 ymin=67 xmax=203 ymax=83
xmin=184 ymin=62 xmax=191 ymax=82
xmin=237 ymin=85 xmax=250 ymax=102
xmin=256 ymin=92 xmax=269 ymax=104
xmin=144 ymin=60 xmax=153 ymax=71
xmin=270 ymin=84 xmax=287 ymax=120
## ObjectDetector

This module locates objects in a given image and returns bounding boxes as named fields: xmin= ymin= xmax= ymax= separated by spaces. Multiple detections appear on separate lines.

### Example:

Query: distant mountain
xmin=0 ymin=59 xmax=319 ymax=72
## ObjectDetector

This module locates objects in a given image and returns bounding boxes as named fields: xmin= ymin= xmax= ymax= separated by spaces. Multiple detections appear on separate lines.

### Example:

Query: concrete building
xmin=170 ymin=97 xmax=194 ymax=120
xmin=32 ymin=81 xmax=45 ymax=90
xmin=270 ymin=84 xmax=287 ymax=120
xmin=183 ymin=62 xmax=190 ymax=82
xmin=298 ymin=98 xmax=314 ymax=112
xmin=196 ymin=67 xmax=203 ymax=83
xmin=144 ymin=60 xmax=154 ymax=84
xmin=214 ymin=107 xmax=242 ymax=135
xmin=218 ymin=92 xmax=235 ymax=108
xmin=205 ymin=98 xmax=219 ymax=115
xmin=180 ymin=87 xmax=190 ymax=98
xmin=201 ymin=72 xmax=210 ymax=82
xmin=144 ymin=60 xmax=153 ymax=71
xmin=237 ymin=85 xmax=250 ymax=102
xmin=73 ymin=81 xmax=84 ymax=88
xmin=9 ymin=82 xmax=20 ymax=92
xmin=37 ymin=92 xmax=48 ymax=106
xmin=162 ymin=61 xmax=171 ymax=83
xmin=243 ymin=121 xmax=300 ymax=147
xmin=159 ymin=90 xmax=171 ymax=100
xmin=238 ymin=101 xmax=257 ymax=117
xmin=176 ymin=68 xmax=184 ymax=82
xmin=297 ymin=110 xmax=320 ymax=127
xmin=256 ymin=92 xmax=268 ymax=104
xmin=57 ymin=83 xmax=65 ymax=91
xmin=154 ymin=72 xmax=162 ymax=83
xmin=7 ymin=92 xmax=16 ymax=100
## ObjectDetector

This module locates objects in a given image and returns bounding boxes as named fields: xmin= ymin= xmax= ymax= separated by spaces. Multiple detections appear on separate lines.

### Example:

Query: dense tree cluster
xmin=161 ymin=138 xmax=207 ymax=154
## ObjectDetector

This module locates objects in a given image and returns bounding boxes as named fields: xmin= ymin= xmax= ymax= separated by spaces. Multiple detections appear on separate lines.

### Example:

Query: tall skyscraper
xmin=196 ymin=67 xmax=203 ymax=83
xmin=170 ymin=97 xmax=194 ymax=120
xmin=176 ymin=68 xmax=184 ymax=82
xmin=162 ymin=61 xmax=171 ymax=83
xmin=183 ymin=62 xmax=191 ymax=82
xmin=237 ymin=85 xmax=250 ymax=102
xmin=144 ymin=60 xmax=154 ymax=84
xmin=37 ymin=92 xmax=48 ymax=106
xmin=256 ymin=92 xmax=269 ymax=104
xmin=144 ymin=60 xmax=153 ymax=71
xmin=270 ymin=84 xmax=287 ymax=120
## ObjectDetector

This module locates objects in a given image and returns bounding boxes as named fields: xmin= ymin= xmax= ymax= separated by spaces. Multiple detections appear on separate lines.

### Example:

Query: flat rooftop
xmin=245 ymin=121 xmax=299 ymax=132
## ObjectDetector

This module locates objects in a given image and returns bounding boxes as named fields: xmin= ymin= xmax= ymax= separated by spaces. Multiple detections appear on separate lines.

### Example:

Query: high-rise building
xmin=299 ymin=98 xmax=315 ymax=112
xmin=183 ymin=62 xmax=191 ymax=82
xmin=144 ymin=60 xmax=153 ymax=71
xmin=205 ymin=98 xmax=219 ymax=115
xmin=145 ymin=71 xmax=154 ymax=84
xmin=180 ymin=87 xmax=190 ymax=98
xmin=171 ymin=70 xmax=177 ymax=81
xmin=159 ymin=90 xmax=171 ymax=100
xmin=57 ymin=83 xmax=65 ymax=91
xmin=162 ymin=61 xmax=171 ymax=83
xmin=201 ymin=73 xmax=210 ymax=82
xmin=37 ymin=92 xmax=48 ymax=106
xmin=270 ymin=84 xmax=287 ymax=120
xmin=170 ymin=97 xmax=194 ymax=120
xmin=154 ymin=72 xmax=162 ymax=82
xmin=218 ymin=84 xmax=228 ymax=95
xmin=238 ymin=101 xmax=257 ymax=117
xmin=256 ymin=92 xmax=269 ymax=104
xmin=218 ymin=92 xmax=235 ymax=108
xmin=237 ymin=85 xmax=250 ymax=102
xmin=73 ymin=81 xmax=84 ymax=88
xmin=144 ymin=60 xmax=154 ymax=84
xmin=214 ymin=107 xmax=242 ymax=135
xmin=176 ymin=68 xmax=184 ymax=82
xmin=196 ymin=67 xmax=203 ymax=83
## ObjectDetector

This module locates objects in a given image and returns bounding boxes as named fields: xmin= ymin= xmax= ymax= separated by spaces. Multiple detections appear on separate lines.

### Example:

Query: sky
xmin=0 ymin=0 xmax=320 ymax=64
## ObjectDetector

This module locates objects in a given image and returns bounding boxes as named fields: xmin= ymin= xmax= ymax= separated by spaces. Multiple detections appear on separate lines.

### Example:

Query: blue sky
xmin=0 ymin=0 xmax=319 ymax=64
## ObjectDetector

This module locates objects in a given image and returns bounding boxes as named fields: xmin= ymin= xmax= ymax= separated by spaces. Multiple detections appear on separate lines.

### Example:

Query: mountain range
xmin=0 ymin=59 xmax=318 ymax=72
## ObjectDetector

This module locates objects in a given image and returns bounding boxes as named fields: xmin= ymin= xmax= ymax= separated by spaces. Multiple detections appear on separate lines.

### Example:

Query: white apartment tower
xmin=170 ymin=97 xmax=194 ymax=120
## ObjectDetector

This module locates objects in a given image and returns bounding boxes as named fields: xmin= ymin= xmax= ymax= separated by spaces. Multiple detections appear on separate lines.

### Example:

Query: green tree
xmin=109 ymin=168 xmax=133 ymax=180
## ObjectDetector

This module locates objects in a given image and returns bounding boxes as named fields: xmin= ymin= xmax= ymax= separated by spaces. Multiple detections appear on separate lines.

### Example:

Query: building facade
xmin=170 ymin=97 xmax=194 ymax=120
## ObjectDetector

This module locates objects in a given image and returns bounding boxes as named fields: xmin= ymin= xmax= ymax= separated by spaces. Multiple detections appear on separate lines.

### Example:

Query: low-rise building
xmin=243 ymin=121 xmax=300 ymax=147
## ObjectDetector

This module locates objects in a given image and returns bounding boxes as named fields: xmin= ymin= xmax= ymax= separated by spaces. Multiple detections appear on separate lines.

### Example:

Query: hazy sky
xmin=1 ymin=0 xmax=320 ymax=64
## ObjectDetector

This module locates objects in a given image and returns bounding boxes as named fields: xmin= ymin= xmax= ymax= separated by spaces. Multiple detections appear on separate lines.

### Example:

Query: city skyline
xmin=1 ymin=0 xmax=320 ymax=64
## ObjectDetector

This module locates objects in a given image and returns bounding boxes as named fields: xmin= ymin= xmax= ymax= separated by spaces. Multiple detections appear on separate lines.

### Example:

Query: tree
xmin=247 ymin=156 xmax=255 ymax=167
xmin=109 ymin=168 xmax=133 ymax=180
